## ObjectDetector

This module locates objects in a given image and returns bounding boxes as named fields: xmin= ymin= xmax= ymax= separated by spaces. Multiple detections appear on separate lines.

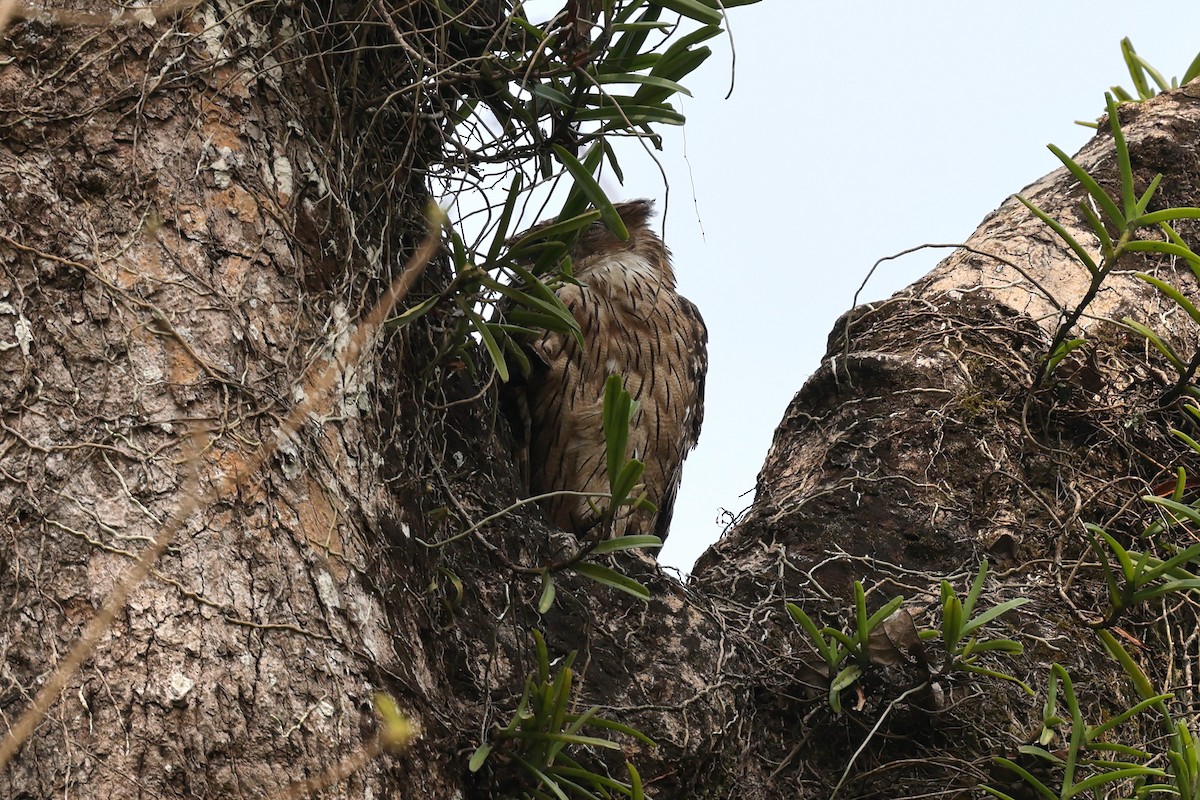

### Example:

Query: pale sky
xmin=456 ymin=3 xmax=1200 ymax=573
xmin=603 ymin=3 xmax=1200 ymax=573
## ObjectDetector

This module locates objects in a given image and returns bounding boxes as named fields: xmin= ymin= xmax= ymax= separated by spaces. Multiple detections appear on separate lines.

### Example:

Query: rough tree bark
xmin=3 ymin=3 xmax=1200 ymax=798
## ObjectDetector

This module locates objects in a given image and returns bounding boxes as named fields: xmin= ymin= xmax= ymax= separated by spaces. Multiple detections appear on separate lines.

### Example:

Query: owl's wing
xmin=653 ymin=294 xmax=708 ymax=542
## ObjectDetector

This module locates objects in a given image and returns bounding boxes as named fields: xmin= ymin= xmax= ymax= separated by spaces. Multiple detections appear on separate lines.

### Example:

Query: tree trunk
xmin=3 ymin=2 xmax=1200 ymax=798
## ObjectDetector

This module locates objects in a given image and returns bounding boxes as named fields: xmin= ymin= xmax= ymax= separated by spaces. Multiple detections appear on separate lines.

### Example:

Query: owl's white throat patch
xmin=584 ymin=252 xmax=669 ymax=299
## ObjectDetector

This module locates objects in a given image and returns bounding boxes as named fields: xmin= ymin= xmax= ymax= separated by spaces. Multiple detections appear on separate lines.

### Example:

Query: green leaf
xmin=1132 ymin=172 xmax=1163 ymax=217
xmin=513 ymin=755 xmax=570 ymax=800
xmin=538 ymin=571 xmax=556 ymax=614
xmin=469 ymin=744 xmax=493 ymax=772
xmin=853 ymin=581 xmax=870 ymax=645
xmin=652 ymin=44 xmax=713 ymax=84
xmin=1070 ymin=767 xmax=1169 ymax=796
xmin=941 ymin=585 xmax=963 ymax=650
xmin=480 ymin=274 xmax=580 ymax=337
xmin=603 ymin=375 xmax=632 ymax=485
xmin=487 ymin=173 xmax=524 ymax=262
xmin=609 ymin=3 xmax=662 ymax=66
xmin=589 ymin=535 xmax=663 ymax=554
xmin=529 ymin=82 xmax=573 ymax=108
xmin=1134 ymin=207 xmax=1200 ymax=226
xmin=654 ymin=0 xmax=722 ymax=24
xmin=1097 ymin=630 xmax=1167 ymax=714
xmin=1122 ymin=317 xmax=1186 ymax=371
xmin=465 ymin=309 xmax=509 ymax=382
xmin=1183 ymin=50 xmax=1200 ymax=84
xmin=1090 ymin=693 xmax=1176 ymax=738
xmin=553 ymin=145 xmax=628 ymax=240
xmin=960 ymin=598 xmax=1030 ymax=638
xmin=1046 ymin=142 xmax=1125 ymax=229
xmin=1078 ymin=200 xmax=1114 ymax=258
xmin=557 ymin=144 xmax=606 ymax=227
xmin=1106 ymin=93 xmax=1137 ymax=218
xmin=1121 ymin=39 xmax=1153 ymax=99
xmin=571 ymin=562 xmax=651 ymax=600
xmin=600 ymin=138 xmax=626 ymax=185
xmin=963 ymin=559 xmax=989 ymax=619
xmin=576 ymin=104 xmax=687 ymax=125
xmin=385 ymin=294 xmax=440 ymax=329
xmin=597 ymin=72 xmax=693 ymax=97
xmin=506 ymin=210 xmax=603 ymax=254
xmin=582 ymin=715 xmax=658 ymax=747
xmin=1172 ymin=428 xmax=1200 ymax=456
xmin=962 ymin=638 xmax=1023 ymax=654
xmin=1016 ymin=194 xmax=1099 ymax=274
xmin=514 ymin=730 xmax=622 ymax=750
xmin=787 ymin=602 xmax=838 ymax=665
xmin=1122 ymin=239 xmax=1200 ymax=273
xmin=863 ymin=594 xmax=905 ymax=634
xmin=1135 ymin=271 xmax=1200 ymax=325
xmin=990 ymin=758 xmax=1058 ymax=800
xmin=1045 ymin=338 xmax=1086 ymax=375
xmin=830 ymin=664 xmax=861 ymax=696
xmin=628 ymin=761 xmax=645 ymax=800
xmin=1145 ymin=495 xmax=1200 ymax=526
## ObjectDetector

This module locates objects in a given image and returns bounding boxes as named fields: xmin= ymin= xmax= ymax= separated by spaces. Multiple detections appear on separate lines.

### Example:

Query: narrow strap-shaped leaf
xmin=597 ymin=72 xmax=693 ymax=96
xmin=628 ymin=761 xmax=645 ymax=800
xmin=468 ymin=744 xmax=492 ymax=772
xmin=554 ymin=145 xmax=627 ymax=240
xmin=655 ymin=0 xmax=722 ymax=24
xmin=583 ymin=715 xmax=658 ymax=747
xmin=787 ymin=602 xmax=838 ymax=665
xmin=1016 ymin=194 xmax=1099 ymax=274
xmin=464 ymin=308 xmax=509 ymax=382
xmin=863 ymin=595 xmax=904 ymax=633
xmin=989 ymin=759 xmax=1058 ymax=800
xmin=1145 ymin=495 xmax=1200 ymax=525
xmin=959 ymin=598 xmax=1030 ymax=637
xmin=538 ymin=570 xmax=556 ymax=613
xmin=1047 ymin=141 xmax=1125 ymax=228
xmin=1120 ymin=39 xmax=1152 ymax=100
xmin=829 ymin=664 xmax=861 ymax=693
xmin=1171 ymin=428 xmax=1200 ymax=456
xmin=1133 ymin=172 xmax=1163 ymax=217
xmin=963 ymin=558 xmax=989 ymax=619
xmin=1090 ymin=694 xmax=1175 ymax=738
xmin=486 ymin=173 xmax=524 ymax=262
xmin=507 ymin=210 xmax=603 ymax=252
xmin=385 ymin=294 xmax=440 ymax=329
xmin=571 ymin=562 xmax=651 ymax=600
xmin=1135 ymin=271 xmax=1200 ymax=325
xmin=1122 ymin=317 xmax=1186 ymax=371
xmin=511 ymin=755 xmax=569 ymax=800
xmin=590 ymin=535 xmax=662 ymax=554
xmin=1130 ymin=207 xmax=1200 ymax=226
xmin=609 ymin=1 xmax=660 ymax=65
xmin=1069 ymin=767 xmax=1171 ymax=796
xmin=577 ymin=104 xmax=687 ymax=125
xmin=1184 ymin=50 xmax=1200 ymax=84
xmin=1105 ymin=93 xmax=1137 ymax=218
xmin=1077 ymin=200 xmax=1113 ymax=259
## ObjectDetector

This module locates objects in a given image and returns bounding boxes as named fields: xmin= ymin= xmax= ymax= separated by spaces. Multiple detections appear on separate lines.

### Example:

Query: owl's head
xmin=570 ymin=199 xmax=672 ymax=280
xmin=506 ymin=199 xmax=673 ymax=282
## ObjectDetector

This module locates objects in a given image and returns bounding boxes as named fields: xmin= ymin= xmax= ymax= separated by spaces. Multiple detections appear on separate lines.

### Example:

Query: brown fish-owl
xmin=506 ymin=200 xmax=708 ymax=541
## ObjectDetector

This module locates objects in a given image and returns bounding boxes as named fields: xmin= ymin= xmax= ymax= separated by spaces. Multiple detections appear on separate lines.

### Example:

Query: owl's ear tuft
xmin=616 ymin=199 xmax=655 ymax=233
